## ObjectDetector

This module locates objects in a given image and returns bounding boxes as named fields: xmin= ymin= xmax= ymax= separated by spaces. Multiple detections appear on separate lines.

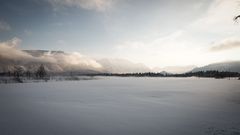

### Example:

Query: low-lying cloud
xmin=210 ymin=38 xmax=240 ymax=52
xmin=0 ymin=37 xmax=103 ymax=73
xmin=0 ymin=37 xmax=152 ymax=73
xmin=0 ymin=37 xmax=33 ymax=61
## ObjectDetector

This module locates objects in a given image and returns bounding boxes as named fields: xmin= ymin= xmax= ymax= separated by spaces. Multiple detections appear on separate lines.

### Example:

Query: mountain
xmin=2 ymin=47 xmax=239 ymax=74
xmin=152 ymin=65 xmax=196 ymax=74
xmin=159 ymin=71 xmax=172 ymax=76
xmin=23 ymin=50 xmax=64 ymax=57
xmin=97 ymin=58 xmax=151 ymax=73
xmin=191 ymin=61 xmax=240 ymax=73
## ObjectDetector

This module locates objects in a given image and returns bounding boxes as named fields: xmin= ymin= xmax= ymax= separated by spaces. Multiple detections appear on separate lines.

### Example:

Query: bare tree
xmin=36 ymin=64 xmax=47 ymax=79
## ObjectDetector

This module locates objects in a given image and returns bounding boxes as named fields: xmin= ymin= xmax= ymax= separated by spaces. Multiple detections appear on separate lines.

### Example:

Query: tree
xmin=234 ymin=15 xmax=240 ymax=22
xmin=13 ymin=66 xmax=24 ymax=83
xmin=25 ymin=70 xmax=32 ymax=79
xmin=13 ymin=66 xmax=24 ymax=78
xmin=36 ymin=64 xmax=47 ymax=79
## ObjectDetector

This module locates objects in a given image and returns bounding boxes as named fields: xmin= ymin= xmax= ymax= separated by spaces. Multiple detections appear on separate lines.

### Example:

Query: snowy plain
xmin=0 ymin=77 xmax=240 ymax=135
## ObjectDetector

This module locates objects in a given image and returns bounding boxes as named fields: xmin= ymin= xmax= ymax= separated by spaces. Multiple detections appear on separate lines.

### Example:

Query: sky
xmin=0 ymin=0 xmax=240 ymax=69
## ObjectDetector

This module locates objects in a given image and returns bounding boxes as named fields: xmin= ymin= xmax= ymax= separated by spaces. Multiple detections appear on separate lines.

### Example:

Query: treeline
xmin=171 ymin=71 xmax=240 ymax=78
xmin=93 ymin=71 xmax=240 ymax=79
xmin=93 ymin=72 xmax=165 ymax=77
xmin=1 ymin=65 xmax=240 ymax=81
xmin=0 ymin=64 xmax=48 ymax=83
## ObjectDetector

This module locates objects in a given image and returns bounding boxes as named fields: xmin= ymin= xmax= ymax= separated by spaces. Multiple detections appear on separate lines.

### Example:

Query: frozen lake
xmin=0 ymin=77 xmax=240 ymax=135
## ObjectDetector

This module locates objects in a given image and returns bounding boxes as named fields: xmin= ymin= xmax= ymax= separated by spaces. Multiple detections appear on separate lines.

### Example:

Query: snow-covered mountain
xmin=23 ymin=50 xmax=65 ymax=57
xmin=97 ymin=58 xmax=150 ymax=73
xmin=152 ymin=65 xmax=196 ymax=74
xmin=191 ymin=61 xmax=240 ymax=73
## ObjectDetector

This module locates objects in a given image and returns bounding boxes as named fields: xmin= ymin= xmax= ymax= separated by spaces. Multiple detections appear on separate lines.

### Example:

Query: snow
xmin=0 ymin=77 xmax=240 ymax=135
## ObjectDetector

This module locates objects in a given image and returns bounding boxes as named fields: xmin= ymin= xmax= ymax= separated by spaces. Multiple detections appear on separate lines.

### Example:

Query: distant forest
xmin=94 ymin=71 xmax=240 ymax=79
xmin=0 ymin=64 xmax=240 ymax=81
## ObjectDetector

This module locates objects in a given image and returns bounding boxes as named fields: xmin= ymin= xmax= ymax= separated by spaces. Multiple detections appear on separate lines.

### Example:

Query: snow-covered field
xmin=0 ymin=77 xmax=240 ymax=135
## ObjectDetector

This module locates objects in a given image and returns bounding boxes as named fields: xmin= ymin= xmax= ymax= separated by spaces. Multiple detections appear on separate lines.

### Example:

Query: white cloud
xmin=0 ymin=37 xmax=103 ymax=72
xmin=114 ymin=30 xmax=202 ymax=67
xmin=48 ymin=0 xmax=114 ymax=12
xmin=0 ymin=37 xmax=31 ymax=61
xmin=210 ymin=37 xmax=240 ymax=52
xmin=112 ymin=0 xmax=240 ymax=68
xmin=0 ymin=37 xmax=152 ymax=73
xmin=190 ymin=0 xmax=240 ymax=34
xmin=0 ymin=20 xmax=11 ymax=32
xmin=6 ymin=37 xmax=22 ymax=47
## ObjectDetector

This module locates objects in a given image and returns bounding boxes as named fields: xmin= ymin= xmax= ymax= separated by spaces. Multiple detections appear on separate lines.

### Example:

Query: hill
xmin=191 ymin=61 xmax=240 ymax=73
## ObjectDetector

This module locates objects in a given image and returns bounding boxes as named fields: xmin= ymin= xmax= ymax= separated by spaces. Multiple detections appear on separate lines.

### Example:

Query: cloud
xmin=0 ymin=37 xmax=103 ymax=72
xmin=112 ymin=0 xmax=240 ymax=68
xmin=190 ymin=0 xmax=240 ymax=34
xmin=0 ymin=37 xmax=152 ymax=73
xmin=0 ymin=20 xmax=11 ymax=32
xmin=0 ymin=37 xmax=33 ymax=61
xmin=114 ymin=30 xmax=203 ymax=67
xmin=210 ymin=38 xmax=240 ymax=52
xmin=48 ymin=0 xmax=114 ymax=12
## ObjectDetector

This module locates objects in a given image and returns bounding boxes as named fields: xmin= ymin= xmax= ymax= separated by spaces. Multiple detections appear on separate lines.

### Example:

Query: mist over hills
xmin=152 ymin=65 xmax=196 ymax=74
xmin=0 ymin=46 xmax=239 ymax=74
xmin=97 ymin=58 xmax=150 ymax=73
xmin=0 ymin=48 xmax=151 ymax=74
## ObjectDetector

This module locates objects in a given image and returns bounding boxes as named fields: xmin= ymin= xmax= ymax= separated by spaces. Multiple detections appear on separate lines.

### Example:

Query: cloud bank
xmin=210 ymin=38 xmax=240 ymax=52
xmin=0 ymin=37 xmax=152 ymax=73
xmin=0 ymin=37 xmax=103 ymax=73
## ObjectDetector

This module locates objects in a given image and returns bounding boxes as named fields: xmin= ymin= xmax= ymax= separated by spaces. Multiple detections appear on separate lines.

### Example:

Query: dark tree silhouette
xmin=234 ymin=15 xmax=240 ymax=22
xmin=13 ymin=66 xmax=24 ymax=78
xmin=36 ymin=64 xmax=47 ymax=79
xmin=94 ymin=71 xmax=240 ymax=78
xmin=13 ymin=66 xmax=24 ymax=83
xmin=25 ymin=70 xmax=31 ymax=79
